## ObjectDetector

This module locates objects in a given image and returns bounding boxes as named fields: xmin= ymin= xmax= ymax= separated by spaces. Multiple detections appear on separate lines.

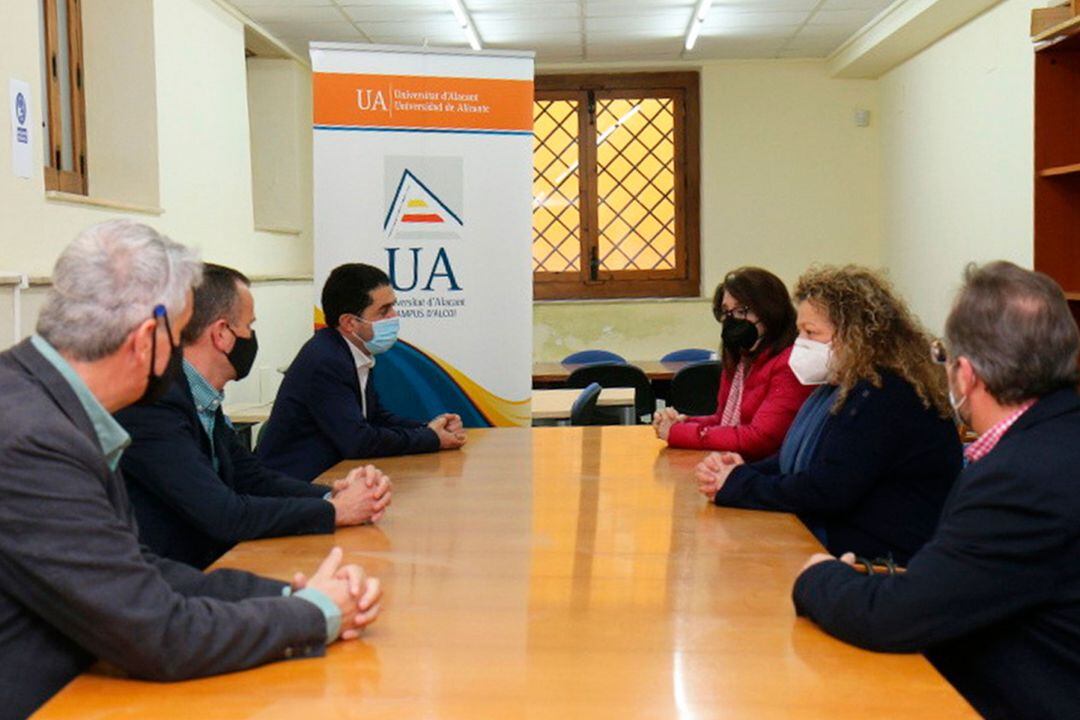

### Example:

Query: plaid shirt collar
xmin=183 ymin=360 xmax=224 ymax=417
xmin=964 ymin=400 xmax=1036 ymax=464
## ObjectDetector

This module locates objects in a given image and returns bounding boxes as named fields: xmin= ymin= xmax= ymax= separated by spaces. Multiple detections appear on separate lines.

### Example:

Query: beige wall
xmin=22 ymin=0 xmax=1036 ymax=384
xmin=82 ymin=0 xmax=160 ymax=208
xmin=878 ymin=0 xmax=1044 ymax=333
xmin=240 ymin=59 xmax=882 ymax=366
xmin=0 ymin=0 xmax=310 ymax=278
xmin=246 ymin=57 xmax=313 ymax=247
xmin=535 ymin=59 xmax=880 ymax=361
xmin=3 ymin=5 xmax=882 ymax=371
xmin=0 ymin=0 xmax=313 ymax=402
xmin=0 ymin=278 xmax=311 ymax=406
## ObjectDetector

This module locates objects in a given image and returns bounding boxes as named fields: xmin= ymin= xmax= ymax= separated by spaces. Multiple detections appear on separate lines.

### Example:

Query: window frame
xmin=41 ymin=0 xmax=88 ymax=195
xmin=532 ymin=72 xmax=701 ymax=301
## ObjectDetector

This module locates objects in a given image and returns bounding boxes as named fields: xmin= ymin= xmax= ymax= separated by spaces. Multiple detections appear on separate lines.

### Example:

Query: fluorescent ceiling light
xmin=447 ymin=0 xmax=482 ymax=51
xmin=684 ymin=0 xmax=713 ymax=52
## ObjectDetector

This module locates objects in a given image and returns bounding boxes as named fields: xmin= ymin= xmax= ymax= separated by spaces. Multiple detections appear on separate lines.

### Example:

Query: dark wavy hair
xmin=712 ymin=267 xmax=798 ymax=372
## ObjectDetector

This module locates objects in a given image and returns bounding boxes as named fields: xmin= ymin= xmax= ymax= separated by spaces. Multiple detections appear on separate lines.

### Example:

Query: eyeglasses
xmin=929 ymin=339 xmax=948 ymax=365
xmin=714 ymin=305 xmax=751 ymax=322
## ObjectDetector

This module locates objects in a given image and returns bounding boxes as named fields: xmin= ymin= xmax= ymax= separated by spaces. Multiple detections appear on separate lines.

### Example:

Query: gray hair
xmin=37 ymin=220 xmax=203 ymax=361
xmin=944 ymin=261 xmax=1079 ymax=404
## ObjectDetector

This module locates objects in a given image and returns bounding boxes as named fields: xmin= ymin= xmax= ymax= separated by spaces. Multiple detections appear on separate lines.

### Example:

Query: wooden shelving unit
xmin=1033 ymin=12 xmax=1080 ymax=45
xmin=1039 ymin=162 xmax=1080 ymax=178
xmin=1033 ymin=8 xmax=1080 ymax=326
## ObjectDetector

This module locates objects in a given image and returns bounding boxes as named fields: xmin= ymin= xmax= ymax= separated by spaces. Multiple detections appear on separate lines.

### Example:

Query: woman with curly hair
xmin=694 ymin=265 xmax=963 ymax=564
xmin=654 ymin=267 xmax=813 ymax=460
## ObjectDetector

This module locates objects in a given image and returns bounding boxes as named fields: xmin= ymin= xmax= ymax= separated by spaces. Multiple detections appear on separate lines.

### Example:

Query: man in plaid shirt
xmin=792 ymin=261 xmax=1080 ymax=720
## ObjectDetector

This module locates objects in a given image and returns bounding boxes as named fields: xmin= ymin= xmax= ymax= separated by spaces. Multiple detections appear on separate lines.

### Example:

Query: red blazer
xmin=666 ymin=345 xmax=813 ymax=460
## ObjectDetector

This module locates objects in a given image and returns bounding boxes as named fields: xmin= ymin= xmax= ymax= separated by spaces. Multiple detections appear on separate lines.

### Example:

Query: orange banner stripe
xmin=313 ymin=72 xmax=534 ymax=132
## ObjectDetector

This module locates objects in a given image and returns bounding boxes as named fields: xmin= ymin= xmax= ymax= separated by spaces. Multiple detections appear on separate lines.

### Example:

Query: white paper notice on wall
xmin=9 ymin=79 xmax=32 ymax=179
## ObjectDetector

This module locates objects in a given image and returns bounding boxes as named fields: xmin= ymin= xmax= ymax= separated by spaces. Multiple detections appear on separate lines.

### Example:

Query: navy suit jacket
xmin=116 ymin=373 xmax=336 ymax=569
xmin=793 ymin=388 xmax=1080 ymax=719
xmin=715 ymin=371 xmax=963 ymax=564
xmin=257 ymin=328 xmax=439 ymax=481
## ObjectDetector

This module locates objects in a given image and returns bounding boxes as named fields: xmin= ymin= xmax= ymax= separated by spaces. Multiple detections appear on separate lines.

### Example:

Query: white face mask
xmin=947 ymin=367 xmax=970 ymax=428
xmin=788 ymin=337 xmax=833 ymax=385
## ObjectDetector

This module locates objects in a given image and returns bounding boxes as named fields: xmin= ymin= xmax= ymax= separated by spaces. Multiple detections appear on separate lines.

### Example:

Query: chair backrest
xmin=566 ymin=362 xmax=656 ymax=423
xmin=570 ymin=382 xmax=603 ymax=426
xmin=562 ymin=349 xmax=626 ymax=365
xmin=661 ymin=348 xmax=713 ymax=363
xmin=669 ymin=360 xmax=722 ymax=416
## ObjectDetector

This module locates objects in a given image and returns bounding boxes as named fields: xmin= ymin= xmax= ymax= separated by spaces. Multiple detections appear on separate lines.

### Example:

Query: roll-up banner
xmin=311 ymin=43 xmax=535 ymax=427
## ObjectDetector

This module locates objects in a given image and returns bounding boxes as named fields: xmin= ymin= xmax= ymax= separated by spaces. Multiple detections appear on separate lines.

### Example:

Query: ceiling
xmin=230 ymin=0 xmax=895 ymax=64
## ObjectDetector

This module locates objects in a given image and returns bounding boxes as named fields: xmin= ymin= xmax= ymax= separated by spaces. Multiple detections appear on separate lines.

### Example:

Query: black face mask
xmin=225 ymin=327 xmax=258 ymax=380
xmin=721 ymin=318 xmax=759 ymax=354
xmin=137 ymin=306 xmax=183 ymax=406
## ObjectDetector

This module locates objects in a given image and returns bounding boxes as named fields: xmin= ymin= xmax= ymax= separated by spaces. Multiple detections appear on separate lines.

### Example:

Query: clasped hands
xmin=428 ymin=413 xmax=467 ymax=449
xmin=330 ymin=464 xmax=392 ymax=526
xmin=693 ymin=450 xmax=745 ymax=498
xmin=291 ymin=546 xmax=381 ymax=641
xmin=651 ymin=407 xmax=687 ymax=441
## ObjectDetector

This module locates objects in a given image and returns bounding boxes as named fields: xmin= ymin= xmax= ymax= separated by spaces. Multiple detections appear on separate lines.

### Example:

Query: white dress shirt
xmin=344 ymin=336 xmax=375 ymax=418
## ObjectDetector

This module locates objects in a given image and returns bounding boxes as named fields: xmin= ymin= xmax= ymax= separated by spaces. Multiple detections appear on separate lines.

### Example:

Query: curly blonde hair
xmin=794 ymin=265 xmax=950 ymax=417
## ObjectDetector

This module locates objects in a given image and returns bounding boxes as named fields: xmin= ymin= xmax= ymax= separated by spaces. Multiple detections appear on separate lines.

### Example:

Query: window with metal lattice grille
xmin=532 ymin=73 xmax=700 ymax=300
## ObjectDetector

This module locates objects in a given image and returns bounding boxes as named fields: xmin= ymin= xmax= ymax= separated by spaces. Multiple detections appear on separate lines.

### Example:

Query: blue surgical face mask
xmin=351 ymin=315 xmax=399 ymax=355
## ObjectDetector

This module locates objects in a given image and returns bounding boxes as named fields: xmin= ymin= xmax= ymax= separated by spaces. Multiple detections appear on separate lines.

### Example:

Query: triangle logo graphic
xmin=383 ymin=169 xmax=463 ymax=242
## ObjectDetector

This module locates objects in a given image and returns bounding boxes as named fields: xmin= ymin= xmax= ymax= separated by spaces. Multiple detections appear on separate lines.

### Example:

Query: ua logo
xmin=356 ymin=88 xmax=388 ymax=112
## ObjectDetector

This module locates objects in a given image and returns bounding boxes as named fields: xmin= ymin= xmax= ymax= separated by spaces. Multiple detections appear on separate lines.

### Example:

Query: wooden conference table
xmin=35 ymin=427 xmax=973 ymax=718
xmin=225 ymin=388 xmax=638 ymax=432
xmin=531 ymin=386 xmax=636 ymax=423
xmin=532 ymin=359 xmax=695 ymax=387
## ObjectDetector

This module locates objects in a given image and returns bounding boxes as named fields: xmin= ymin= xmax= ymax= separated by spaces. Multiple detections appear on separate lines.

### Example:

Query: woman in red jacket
xmin=654 ymin=267 xmax=813 ymax=460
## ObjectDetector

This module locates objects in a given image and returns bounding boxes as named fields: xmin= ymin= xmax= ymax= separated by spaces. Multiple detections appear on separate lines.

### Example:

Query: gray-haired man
xmin=0 ymin=220 xmax=381 ymax=720
xmin=792 ymin=261 xmax=1080 ymax=719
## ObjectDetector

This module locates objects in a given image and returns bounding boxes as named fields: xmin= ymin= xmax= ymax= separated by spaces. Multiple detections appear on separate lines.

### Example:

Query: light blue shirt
xmin=281 ymin=586 xmax=342 ymax=643
xmin=31 ymin=334 xmax=130 ymax=471
xmin=183 ymin=360 xmax=224 ymax=436
xmin=183 ymin=360 xmax=225 ymax=471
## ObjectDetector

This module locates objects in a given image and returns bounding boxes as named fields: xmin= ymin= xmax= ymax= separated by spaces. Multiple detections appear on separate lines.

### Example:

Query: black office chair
xmin=570 ymin=383 xmax=603 ymax=426
xmin=669 ymin=361 xmax=722 ymax=416
xmin=566 ymin=362 xmax=656 ymax=424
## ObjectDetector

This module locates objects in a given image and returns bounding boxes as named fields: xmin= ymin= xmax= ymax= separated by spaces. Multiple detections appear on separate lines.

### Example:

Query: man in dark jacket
xmin=258 ymin=263 xmax=465 ymax=482
xmin=117 ymin=264 xmax=391 ymax=568
xmin=0 ymin=221 xmax=380 ymax=720
xmin=792 ymin=261 xmax=1080 ymax=720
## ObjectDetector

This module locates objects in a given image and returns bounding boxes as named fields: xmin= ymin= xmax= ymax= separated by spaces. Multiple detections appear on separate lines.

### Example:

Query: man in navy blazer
xmin=793 ymin=262 xmax=1080 ymax=719
xmin=117 ymin=264 xmax=392 ymax=568
xmin=258 ymin=263 xmax=466 ymax=482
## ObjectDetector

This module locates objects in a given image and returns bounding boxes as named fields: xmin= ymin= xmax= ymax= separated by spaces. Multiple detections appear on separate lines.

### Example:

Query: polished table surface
xmin=533 ymin=359 xmax=695 ymax=385
xmin=35 ymin=427 xmax=973 ymax=719
xmin=531 ymin=387 xmax=636 ymax=420
xmin=223 ymin=401 xmax=274 ymax=425
xmin=227 ymin=389 xmax=639 ymax=425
